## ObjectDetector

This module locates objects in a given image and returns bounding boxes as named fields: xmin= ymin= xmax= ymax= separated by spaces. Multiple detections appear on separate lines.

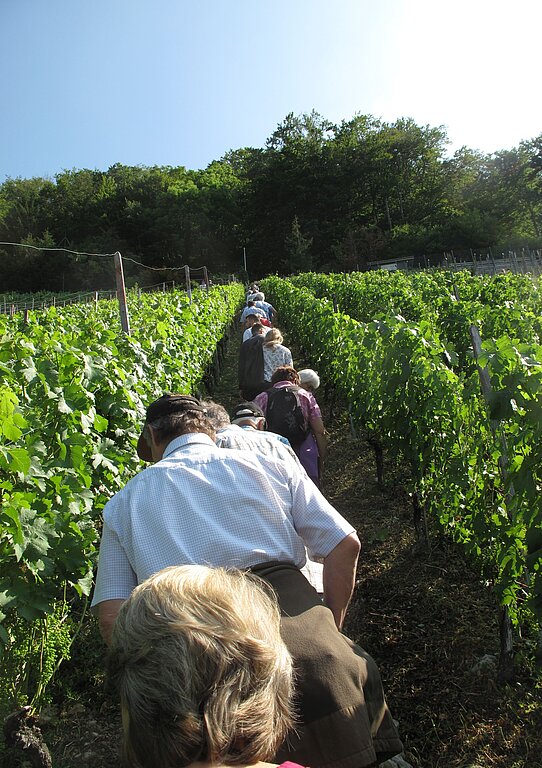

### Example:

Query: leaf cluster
xmin=262 ymin=272 xmax=542 ymax=643
xmin=0 ymin=283 xmax=244 ymax=709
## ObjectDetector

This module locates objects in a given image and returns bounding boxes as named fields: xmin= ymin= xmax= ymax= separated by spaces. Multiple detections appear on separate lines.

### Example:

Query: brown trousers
xmin=250 ymin=562 xmax=403 ymax=768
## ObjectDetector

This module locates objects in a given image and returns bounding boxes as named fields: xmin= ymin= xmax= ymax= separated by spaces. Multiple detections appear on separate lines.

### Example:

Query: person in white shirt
xmin=206 ymin=400 xmax=300 ymax=464
xmin=252 ymin=292 xmax=276 ymax=324
xmin=242 ymin=313 xmax=270 ymax=342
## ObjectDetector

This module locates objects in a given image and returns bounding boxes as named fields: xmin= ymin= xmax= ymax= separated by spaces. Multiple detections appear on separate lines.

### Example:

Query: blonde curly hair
xmin=107 ymin=565 xmax=294 ymax=768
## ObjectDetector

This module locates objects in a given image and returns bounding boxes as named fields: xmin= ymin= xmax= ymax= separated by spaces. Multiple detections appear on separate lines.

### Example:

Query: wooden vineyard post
xmin=114 ymin=251 xmax=131 ymax=335
xmin=469 ymin=323 xmax=514 ymax=683
xmin=185 ymin=265 xmax=192 ymax=303
xmin=489 ymin=246 xmax=497 ymax=274
xmin=203 ymin=266 xmax=209 ymax=289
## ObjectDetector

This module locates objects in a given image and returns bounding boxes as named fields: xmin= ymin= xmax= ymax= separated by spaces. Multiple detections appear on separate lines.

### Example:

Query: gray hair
xmin=107 ymin=565 xmax=294 ymax=768
xmin=201 ymin=401 xmax=230 ymax=430
xmin=298 ymin=369 xmax=320 ymax=392
xmin=148 ymin=411 xmax=215 ymax=444
xmin=232 ymin=414 xmax=264 ymax=428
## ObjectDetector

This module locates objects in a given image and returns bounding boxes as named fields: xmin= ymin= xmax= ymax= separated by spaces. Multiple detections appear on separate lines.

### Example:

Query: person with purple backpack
xmin=254 ymin=365 xmax=326 ymax=487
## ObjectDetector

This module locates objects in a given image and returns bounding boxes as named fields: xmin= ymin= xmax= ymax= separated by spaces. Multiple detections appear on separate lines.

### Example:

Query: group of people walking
xmin=238 ymin=287 xmax=326 ymax=488
xmin=89 ymin=284 xmax=407 ymax=768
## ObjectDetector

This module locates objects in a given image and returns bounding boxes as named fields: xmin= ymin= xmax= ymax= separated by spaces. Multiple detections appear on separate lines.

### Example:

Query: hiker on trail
xmin=107 ymin=564 xmax=296 ymax=768
xmin=238 ymin=324 xmax=270 ymax=400
xmin=91 ymin=393 xmax=403 ymax=768
xmin=246 ymin=283 xmax=260 ymax=302
xmin=298 ymin=370 xmax=324 ymax=483
xmin=242 ymin=313 xmax=269 ymax=342
xmin=252 ymin=291 xmax=276 ymax=325
xmin=254 ymin=365 xmax=327 ymax=487
xmin=204 ymin=400 xmax=300 ymax=465
xmin=262 ymin=328 xmax=293 ymax=383
xmin=240 ymin=300 xmax=266 ymax=326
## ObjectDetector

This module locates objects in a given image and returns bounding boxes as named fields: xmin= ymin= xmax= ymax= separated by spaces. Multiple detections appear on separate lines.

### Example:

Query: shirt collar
xmin=162 ymin=432 xmax=217 ymax=458
xmin=216 ymin=424 xmax=243 ymax=434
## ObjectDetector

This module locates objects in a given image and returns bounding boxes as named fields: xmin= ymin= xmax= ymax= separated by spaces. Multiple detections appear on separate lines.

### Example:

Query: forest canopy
xmin=1 ymin=111 xmax=541 ymax=291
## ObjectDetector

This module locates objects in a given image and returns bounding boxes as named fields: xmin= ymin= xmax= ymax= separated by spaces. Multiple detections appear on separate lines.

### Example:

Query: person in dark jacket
xmin=238 ymin=324 xmax=271 ymax=400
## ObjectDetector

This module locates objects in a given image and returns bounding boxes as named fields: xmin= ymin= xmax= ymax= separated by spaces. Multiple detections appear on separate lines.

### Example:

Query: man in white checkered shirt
xmin=92 ymin=393 xmax=358 ymax=638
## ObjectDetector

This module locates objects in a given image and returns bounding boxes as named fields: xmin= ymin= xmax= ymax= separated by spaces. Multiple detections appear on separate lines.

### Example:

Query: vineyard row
xmin=261 ymin=272 xmax=542 ymax=673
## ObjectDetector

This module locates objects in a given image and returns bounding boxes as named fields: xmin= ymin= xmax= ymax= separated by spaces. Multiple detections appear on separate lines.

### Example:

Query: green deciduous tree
xmin=285 ymin=216 xmax=313 ymax=273
xmin=1 ymin=114 xmax=541 ymax=291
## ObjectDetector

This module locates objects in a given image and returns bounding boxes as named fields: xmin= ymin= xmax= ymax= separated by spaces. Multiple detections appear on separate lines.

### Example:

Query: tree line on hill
xmin=1 ymin=111 xmax=541 ymax=292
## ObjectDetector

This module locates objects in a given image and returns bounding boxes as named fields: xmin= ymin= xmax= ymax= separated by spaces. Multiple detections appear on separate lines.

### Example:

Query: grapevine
xmin=0 ymin=283 xmax=243 ymax=711
xmin=262 ymin=273 xmax=542 ymax=652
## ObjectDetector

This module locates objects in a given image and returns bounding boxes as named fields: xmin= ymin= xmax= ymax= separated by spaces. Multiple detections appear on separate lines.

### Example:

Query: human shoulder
xmin=215 ymin=424 xmax=244 ymax=447
xmin=297 ymin=385 xmax=312 ymax=399
xmin=302 ymin=388 xmax=321 ymax=414
xmin=216 ymin=426 xmax=301 ymax=475
xmin=101 ymin=463 xmax=154 ymax=516
xmin=243 ymin=428 xmax=288 ymax=449
xmin=253 ymin=390 xmax=268 ymax=410
xmin=243 ymin=335 xmax=264 ymax=347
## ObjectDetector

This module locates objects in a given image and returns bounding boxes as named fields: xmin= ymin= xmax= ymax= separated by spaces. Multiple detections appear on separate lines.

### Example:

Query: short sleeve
xmin=253 ymin=391 xmax=269 ymax=411
xmin=287 ymin=464 xmax=355 ymax=559
xmin=306 ymin=391 xmax=321 ymax=419
xmin=91 ymin=519 xmax=137 ymax=610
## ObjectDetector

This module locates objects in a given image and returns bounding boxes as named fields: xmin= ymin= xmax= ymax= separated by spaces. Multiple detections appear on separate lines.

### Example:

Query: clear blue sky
xmin=1 ymin=0 xmax=540 ymax=181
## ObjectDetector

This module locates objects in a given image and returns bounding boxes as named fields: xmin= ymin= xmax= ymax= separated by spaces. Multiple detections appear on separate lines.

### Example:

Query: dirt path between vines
xmin=46 ymin=328 xmax=542 ymax=768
